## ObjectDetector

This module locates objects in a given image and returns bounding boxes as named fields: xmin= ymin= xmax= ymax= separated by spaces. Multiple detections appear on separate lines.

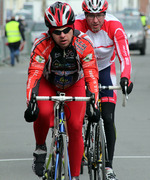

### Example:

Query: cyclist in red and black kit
xmin=24 ymin=2 xmax=100 ymax=180
xmin=75 ymin=0 xmax=133 ymax=179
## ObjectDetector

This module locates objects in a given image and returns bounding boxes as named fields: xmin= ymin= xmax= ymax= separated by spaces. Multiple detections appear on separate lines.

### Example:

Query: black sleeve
xmin=19 ymin=24 xmax=25 ymax=41
xmin=5 ymin=26 xmax=7 ymax=37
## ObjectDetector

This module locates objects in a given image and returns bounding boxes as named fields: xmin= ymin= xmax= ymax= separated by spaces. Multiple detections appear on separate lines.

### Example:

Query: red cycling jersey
xmin=26 ymin=30 xmax=99 ymax=104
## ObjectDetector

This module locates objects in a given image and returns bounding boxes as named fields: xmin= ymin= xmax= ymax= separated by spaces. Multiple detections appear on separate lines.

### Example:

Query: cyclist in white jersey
xmin=75 ymin=0 xmax=133 ymax=179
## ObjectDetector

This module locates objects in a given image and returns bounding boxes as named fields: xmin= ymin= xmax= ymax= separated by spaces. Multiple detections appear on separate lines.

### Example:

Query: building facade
xmin=2 ymin=0 xmax=150 ymax=25
xmin=139 ymin=0 xmax=149 ymax=15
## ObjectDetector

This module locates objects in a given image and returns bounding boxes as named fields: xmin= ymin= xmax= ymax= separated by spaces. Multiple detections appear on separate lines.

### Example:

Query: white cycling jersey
xmin=75 ymin=13 xmax=132 ymax=80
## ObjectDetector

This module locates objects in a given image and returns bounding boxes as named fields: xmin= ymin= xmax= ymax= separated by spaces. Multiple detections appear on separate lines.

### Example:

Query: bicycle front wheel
xmin=55 ymin=134 xmax=71 ymax=180
xmin=87 ymin=123 xmax=95 ymax=180
xmin=95 ymin=119 xmax=106 ymax=180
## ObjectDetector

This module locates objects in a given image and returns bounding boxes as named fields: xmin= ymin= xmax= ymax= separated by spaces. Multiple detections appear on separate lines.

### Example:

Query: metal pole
xmin=0 ymin=0 xmax=5 ymax=34
xmin=116 ymin=0 xmax=119 ymax=12
xmin=42 ymin=0 xmax=46 ymax=15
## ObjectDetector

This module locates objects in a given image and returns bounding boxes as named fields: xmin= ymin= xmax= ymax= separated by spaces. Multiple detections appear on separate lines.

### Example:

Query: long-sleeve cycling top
xmin=26 ymin=29 xmax=99 ymax=103
xmin=75 ymin=13 xmax=132 ymax=80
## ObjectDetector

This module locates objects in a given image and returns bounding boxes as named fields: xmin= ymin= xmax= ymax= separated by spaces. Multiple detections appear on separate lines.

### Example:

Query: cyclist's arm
xmin=26 ymin=48 xmax=46 ymax=104
xmin=112 ymin=21 xmax=132 ymax=80
xmin=19 ymin=23 xmax=25 ymax=41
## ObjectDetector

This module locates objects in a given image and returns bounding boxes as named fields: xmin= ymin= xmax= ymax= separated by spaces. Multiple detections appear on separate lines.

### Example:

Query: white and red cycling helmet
xmin=82 ymin=0 xmax=108 ymax=13
xmin=44 ymin=2 xmax=75 ymax=28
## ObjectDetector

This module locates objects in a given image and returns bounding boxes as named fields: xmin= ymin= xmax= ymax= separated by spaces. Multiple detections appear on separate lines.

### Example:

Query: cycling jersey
xmin=75 ymin=13 xmax=132 ymax=104
xmin=75 ymin=13 xmax=132 ymax=80
xmin=26 ymin=29 xmax=99 ymax=103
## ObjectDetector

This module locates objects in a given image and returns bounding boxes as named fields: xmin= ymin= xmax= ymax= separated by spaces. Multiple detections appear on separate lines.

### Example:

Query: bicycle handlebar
xmin=99 ymin=85 xmax=121 ymax=90
xmin=36 ymin=93 xmax=91 ymax=102
xmin=36 ymin=84 xmax=128 ymax=107
xmin=99 ymin=84 xmax=128 ymax=107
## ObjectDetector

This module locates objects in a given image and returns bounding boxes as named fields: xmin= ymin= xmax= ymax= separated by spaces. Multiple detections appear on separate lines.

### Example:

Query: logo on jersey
xmin=35 ymin=56 xmax=45 ymax=63
xmin=83 ymin=54 xmax=92 ymax=62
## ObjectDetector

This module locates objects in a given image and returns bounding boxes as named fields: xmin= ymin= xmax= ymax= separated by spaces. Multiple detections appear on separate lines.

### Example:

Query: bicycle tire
xmin=94 ymin=123 xmax=100 ymax=180
xmin=96 ymin=119 xmax=106 ymax=180
xmin=54 ymin=134 xmax=71 ymax=180
xmin=55 ymin=135 xmax=63 ymax=180
xmin=93 ymin=123 xmax=101 ymax=180
xmin=86 ymin=120 xmax=106 ymax=180
xmin=81 ymin=119 xmax=89 ymax=175
xmin=63 ymin=134 xmax=71 ymax=180
xmin=87 ymin=140 xmax=93 ymax=180
xmin=87 ymin=123 xmax=94 ymax=180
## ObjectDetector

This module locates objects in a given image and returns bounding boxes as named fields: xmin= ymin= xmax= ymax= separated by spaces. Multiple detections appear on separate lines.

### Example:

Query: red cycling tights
xmin=33 ymin=76 xmax=86 ymax=176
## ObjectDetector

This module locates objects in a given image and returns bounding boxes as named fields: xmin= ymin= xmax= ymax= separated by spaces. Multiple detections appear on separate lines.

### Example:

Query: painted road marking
xmin=1 ymin=156 xmax=150 ymax=162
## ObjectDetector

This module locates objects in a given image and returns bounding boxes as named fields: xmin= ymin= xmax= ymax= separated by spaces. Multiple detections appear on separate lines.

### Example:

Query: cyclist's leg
xmin=101 ymin=102 xmax=116 ymax=168
xmin=64 ymin=78 xmax=86 ymax=177
xmin=33 ymin=76 xmax=56 ymax=145
xmin=32 ymin=77 xmax=56 ymax=177
xmin=99 ymin=63 xmax=117 ymax=104
xmin=98 ymin=63 xmax=117 ymax=168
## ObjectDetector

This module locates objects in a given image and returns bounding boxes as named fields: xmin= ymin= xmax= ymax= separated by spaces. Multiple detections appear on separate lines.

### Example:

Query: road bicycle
xmin=81 ymin=85 xmax=127 ymax=180
xmin=36 ymin=92 xmax=93 ymax=180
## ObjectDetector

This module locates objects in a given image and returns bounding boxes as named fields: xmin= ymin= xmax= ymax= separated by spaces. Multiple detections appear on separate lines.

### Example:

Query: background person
xmin=24 ymin=2 xmax=99 ymax=180
xmin=140 ymin=12 xmax=148 ymax=32
xmin=17 ymin=15 xmax=26 ymax=33
xmin=5 ymin=16 xmax=25 ymax=66
xmin=75 ymin=0 xmax=133 ymax=179
xmin=140 ymin=12 xmax=147 ymax=27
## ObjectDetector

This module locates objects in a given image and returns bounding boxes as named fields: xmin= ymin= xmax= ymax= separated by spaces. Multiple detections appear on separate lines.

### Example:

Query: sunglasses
xmin=87 ymin=14 xmax=105 ymax=20
xmin=53 ymin=27 xmax=71 ymax=35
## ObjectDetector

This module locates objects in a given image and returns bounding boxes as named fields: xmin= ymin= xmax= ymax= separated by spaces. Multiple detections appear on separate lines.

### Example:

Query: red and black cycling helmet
xmin=44 ymin=1 xmax=75 ymax=28
xmin=82 ymin=0 xmax=108 ymax=13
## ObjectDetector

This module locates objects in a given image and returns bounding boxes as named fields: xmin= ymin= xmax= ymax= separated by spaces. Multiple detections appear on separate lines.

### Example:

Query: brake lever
xmin=90 ymin=93 xmax=95 ymax=115
xmin=122 ymin=81 xmax=128 ymax=107
xmin=31 ymin=93 xmax=37 ymax=114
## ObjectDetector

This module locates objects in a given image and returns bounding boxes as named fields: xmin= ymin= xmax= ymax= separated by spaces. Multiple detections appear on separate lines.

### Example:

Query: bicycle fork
xmin=54 ymin=106 xmax=71 ymax=180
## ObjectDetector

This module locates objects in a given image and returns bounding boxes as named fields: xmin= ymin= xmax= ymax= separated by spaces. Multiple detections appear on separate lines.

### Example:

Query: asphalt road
xmin=0 ymin=37 xmax=150 ymax=180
